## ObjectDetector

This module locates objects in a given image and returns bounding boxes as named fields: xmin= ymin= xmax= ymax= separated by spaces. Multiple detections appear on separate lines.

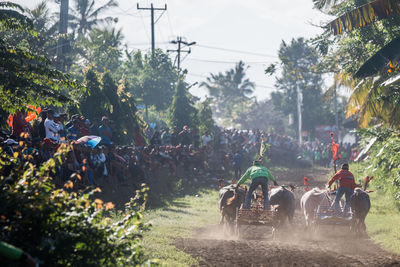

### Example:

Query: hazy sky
xmin=15 ymin=0 xmax=333 ymax=100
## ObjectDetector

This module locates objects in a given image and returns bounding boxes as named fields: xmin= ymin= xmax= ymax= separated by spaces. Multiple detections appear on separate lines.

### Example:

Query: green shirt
xmin=237 ymin=165 xmax=275 ymax=185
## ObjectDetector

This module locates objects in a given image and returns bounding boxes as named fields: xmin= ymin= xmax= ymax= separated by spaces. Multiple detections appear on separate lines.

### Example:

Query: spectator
xmin=44 ymin=110 xmax=61 ymax=143
xmin=150 ymin=131 xmax=162 ymax=146
xmin=133 ymin=127 xmax=145 ymax=147
xmin=170 ymin=126 xmax=179 ymax=146
xmin=161 ymin=128 xmax=171 ymax=145
xmin=98 ymin=116 xmax=113 ymax=145
xmin=232 ymin=150 xmax=243 ymax=181
xmin=11 ymin=111 xmax=29 ymax=138
xmin=201 ymin=131 xmax=212 ymax=147
xmin=179 ymin=126 xmax=192 ymax=146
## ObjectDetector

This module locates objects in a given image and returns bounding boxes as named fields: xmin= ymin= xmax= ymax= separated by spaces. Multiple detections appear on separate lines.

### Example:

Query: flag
xmin=330 ymin=132 xmax=340 ymax=160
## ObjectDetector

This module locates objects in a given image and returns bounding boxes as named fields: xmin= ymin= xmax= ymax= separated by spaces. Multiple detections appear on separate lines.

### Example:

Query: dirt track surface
xmin=175 ymin=168 xmax=400 ymax=267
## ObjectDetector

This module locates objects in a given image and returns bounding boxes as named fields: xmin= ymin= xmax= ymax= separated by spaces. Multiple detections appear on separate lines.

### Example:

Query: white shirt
xmin=44 ymin=118 xmax=59 ymax=142
xmin=202 ymin=134 xmax=212 ymax=146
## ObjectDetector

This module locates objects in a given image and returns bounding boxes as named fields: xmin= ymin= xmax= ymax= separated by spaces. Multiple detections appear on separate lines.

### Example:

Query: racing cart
xmin=314 ymin=204 xmax=353 ymax=226
xmin=235 ymin=199 xmax=278 ymax=238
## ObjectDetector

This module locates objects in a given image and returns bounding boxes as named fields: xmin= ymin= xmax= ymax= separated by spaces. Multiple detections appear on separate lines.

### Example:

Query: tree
xmin=80 ymin=68 xmax=107 ymax=120
xmin=271 ymin=38 xmax=335 ymax=136
xmin=0 ymin=2 xmax=81 ymax=114
xmin=200 ymin=61 xmax=255 ymax=125
xmin=168 ymin=79 xmax=197 ymax=130
xmin=197 ymin=98 xmax=215 ymax=135
xmin=313 ymin=0 xmax=400 ymax=127
xmin=124 ymin=50 xmax=178 ymax=119
xmin=69 ymin=0 xmax=117 ymax=37
xmin=231 ymin=100 xmax=285 ymax=133
xmin=78 ymin=27 xmax=123 ymax=72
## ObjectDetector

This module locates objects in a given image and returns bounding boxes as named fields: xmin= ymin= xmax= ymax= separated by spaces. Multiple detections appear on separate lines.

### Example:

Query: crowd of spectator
xmin=1 ymin=108 xmax=358 ymax=191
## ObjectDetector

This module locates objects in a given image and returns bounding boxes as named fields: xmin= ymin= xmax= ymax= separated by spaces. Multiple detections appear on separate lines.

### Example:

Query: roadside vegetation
xmin=351 ymin=165 xmax=400 ymax=254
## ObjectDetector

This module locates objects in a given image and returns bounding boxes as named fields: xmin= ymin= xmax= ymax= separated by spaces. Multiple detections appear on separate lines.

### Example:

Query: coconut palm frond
xmin=355 ymin=35 xmax=400 ymax=78
xmin=328 ymin=0 xmax=400 ymax=35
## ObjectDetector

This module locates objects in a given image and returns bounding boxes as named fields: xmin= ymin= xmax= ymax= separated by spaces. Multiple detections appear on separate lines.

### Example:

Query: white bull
xmin=300 ymin=188 xmax=331 ymax=227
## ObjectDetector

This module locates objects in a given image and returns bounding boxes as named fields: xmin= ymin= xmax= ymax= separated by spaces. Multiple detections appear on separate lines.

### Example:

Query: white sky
xmin=15 ymin=0 xmax=334 ymax=100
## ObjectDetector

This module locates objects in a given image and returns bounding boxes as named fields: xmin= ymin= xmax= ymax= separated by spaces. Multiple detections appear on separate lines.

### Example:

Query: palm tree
xmin=78 ymin=26 xmax=124 ymax=71
xmin=27 ymin=1 xmax=58 ymax=57
xmin=200 ymin=61 xmax=255 ymax=121
xmin=317 ymin=0 xmax=400 ymax=127
xmin=201 ymin=61 xmax=255 ymax=103
xmin=69 ymin=0 xmax=117 ymax=37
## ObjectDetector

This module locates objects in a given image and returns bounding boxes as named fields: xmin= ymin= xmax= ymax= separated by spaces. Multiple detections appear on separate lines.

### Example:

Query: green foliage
xmin=313 ymin=0 xmax=400 ymax=127
xmin=271 ymin=37 xmax=336 ymax=135
xmin=80 ymin=68 xmax=107 ymax=120
xmin=0 ymin=145 xmax=151 ymax=266
xmin=200 ymin=61 xmax=255 ymax=126
xmin=78 ymin=27 xmax=123 ymax=73
xmin=356 ymin=126 xmax=400 ymax=208
xmin=168 ymin=79 xmax=197 ymax=130
xmin=132 ymin=50 xmax=179 ymax=112
xmin=0 ymin=2 xmax=82 ymax=114
xmin=69 ymin=0 xmax=118 ymax=37
xmin=196 ymin=98 xmax=215 ymax=135
xmin=232 ymin=100 xmax=285 ymax=133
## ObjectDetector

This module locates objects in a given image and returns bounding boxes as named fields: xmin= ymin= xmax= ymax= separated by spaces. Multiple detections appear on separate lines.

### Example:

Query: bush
xmin=357 ymin=126 xmax=400 ymax=209
xmin=0 ymin=145 xmax=151 ymax=266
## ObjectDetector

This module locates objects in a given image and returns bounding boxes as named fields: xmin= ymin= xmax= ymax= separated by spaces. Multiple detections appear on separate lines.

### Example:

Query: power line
xmin=195 ymin=44 xmax=278 ymax=58
xmin=186 ymin=73 xmax=276 ymax=89
xmin=186 ymin=58 xmax=273 ymax=65
xmin=166 ymin=10 xmax=175 ymax=37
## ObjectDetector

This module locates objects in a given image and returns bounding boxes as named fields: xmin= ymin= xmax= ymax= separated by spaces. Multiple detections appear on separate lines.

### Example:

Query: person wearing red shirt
xmin=328 ymin=163 xmax=358 ymax=215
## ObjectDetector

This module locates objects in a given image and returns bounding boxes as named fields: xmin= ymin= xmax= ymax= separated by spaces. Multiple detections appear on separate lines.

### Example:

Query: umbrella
xmin=77 ymin=136 xmax=102 ymax=148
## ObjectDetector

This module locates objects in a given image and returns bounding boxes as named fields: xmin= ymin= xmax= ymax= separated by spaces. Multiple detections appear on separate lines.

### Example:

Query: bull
xmin=300 ymin=188 xmax=331 ymax=227
xmin=219 ymin=184 xmax=245 ymax=227
xmin=269 ymin=186 xmax=295 ymax=226
xmin=350 ymin=176 xmax=372 ymax=236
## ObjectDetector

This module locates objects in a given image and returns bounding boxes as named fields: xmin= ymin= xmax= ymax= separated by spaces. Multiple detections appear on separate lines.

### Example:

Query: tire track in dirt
xmin=175 ymin=168 xmax=400 ymax=266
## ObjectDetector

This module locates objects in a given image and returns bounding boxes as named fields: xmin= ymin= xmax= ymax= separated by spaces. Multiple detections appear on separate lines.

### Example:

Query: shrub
xmin=0 ymin=145 xmax=151 ymax=266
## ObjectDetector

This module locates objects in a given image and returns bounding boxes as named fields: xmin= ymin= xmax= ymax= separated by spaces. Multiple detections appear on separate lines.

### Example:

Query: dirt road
xmin=175 ymin=168 xmax=400 ymax=266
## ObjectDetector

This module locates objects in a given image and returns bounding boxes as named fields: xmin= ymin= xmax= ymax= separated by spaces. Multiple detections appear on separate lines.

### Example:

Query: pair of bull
xmin=220 ymin=181 xmax=371 ymax=236
xmin=301 ymin=186 xmax=370 ymax=234
xmin=219 ymin=185 xmax=295 ymax=229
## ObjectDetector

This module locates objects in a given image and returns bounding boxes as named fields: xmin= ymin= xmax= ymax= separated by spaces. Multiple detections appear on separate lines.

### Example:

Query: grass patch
xmin=366 ymin=190 xmax=400 ymax=254
xmin=141 ymin=188 xmax=220 ymax=266
xmin=350 ymin=162 xmax=400 ymax=254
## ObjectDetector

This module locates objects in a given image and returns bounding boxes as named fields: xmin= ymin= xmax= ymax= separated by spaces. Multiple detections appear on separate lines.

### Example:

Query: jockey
xmin=328 ymin=163 xmax=358 ymax=215
xmin=237 ymin=159 xmax=278 ymax=210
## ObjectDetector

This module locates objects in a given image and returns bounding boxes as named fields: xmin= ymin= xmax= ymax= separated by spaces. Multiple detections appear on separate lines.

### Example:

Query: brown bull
xmin=219 ymin=184 xmax=245 ymax=226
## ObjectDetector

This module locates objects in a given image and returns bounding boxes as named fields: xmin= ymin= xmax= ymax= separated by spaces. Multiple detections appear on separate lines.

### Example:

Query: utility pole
xmin=167 ymin=37 xmax=196 ymax=70
xmin=137 ymin=3 xmax=167 ymax=52
xmin=334 ymin=87 xmax=339 ymax=142
xmin=57 ymin=0 xmax=69 ymax=71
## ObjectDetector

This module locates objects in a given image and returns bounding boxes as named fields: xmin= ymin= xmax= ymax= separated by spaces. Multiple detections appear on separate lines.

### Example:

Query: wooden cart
xmin=235 ymin=205 xmax=278 ymax=238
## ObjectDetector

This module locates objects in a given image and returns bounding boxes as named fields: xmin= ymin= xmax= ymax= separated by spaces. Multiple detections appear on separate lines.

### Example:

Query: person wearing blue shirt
xmin=98 ymin=116 xmax=113 ymax=145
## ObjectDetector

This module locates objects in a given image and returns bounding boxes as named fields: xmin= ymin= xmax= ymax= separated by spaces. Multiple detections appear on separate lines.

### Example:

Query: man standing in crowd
xmin=98 ymin=116 xmax=113 ymax=145
xmin=201 ymin=131 xmax=212 ymax=147
xmin=161 ymin=128 xmax=171 ymax=145
xmin=44 ymin=109 xmax=61 ymax=143
xmin=179 ymin=126 xmax=192 ymax=146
